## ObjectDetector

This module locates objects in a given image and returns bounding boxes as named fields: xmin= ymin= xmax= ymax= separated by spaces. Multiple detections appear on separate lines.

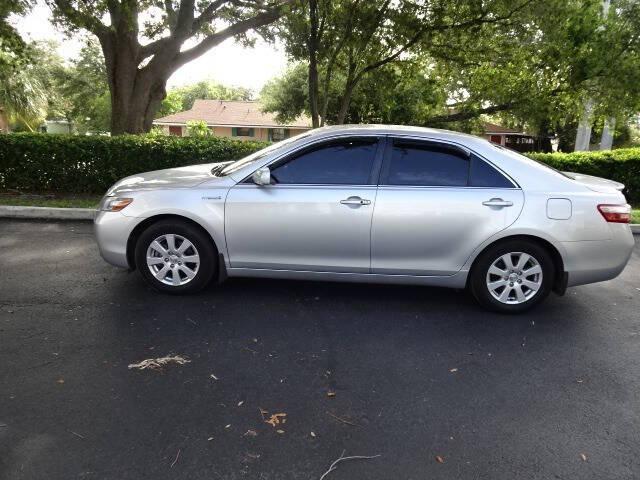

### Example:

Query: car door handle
xmin=482 ymin=198 xmax=513 ymax=207
xmin=340 ymin=196 xmax=371 ymax=206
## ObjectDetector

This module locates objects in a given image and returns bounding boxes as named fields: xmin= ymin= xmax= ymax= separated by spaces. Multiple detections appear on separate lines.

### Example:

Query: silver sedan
xmin=94 ymin=125 xmax=634 ymax=313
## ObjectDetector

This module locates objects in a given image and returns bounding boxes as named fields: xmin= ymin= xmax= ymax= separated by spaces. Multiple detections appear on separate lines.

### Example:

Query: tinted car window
xmin=271 ymin=139 xmax=377 ymax=185
xmin=386 ymin=142 xmax=469 ymax=186
xmin=469 ymin=155 xmax=514 ymax=188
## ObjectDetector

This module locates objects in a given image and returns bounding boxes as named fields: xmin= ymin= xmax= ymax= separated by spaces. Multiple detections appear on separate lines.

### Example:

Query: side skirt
xmin=226 ymin=267 xmax=468 ymax=288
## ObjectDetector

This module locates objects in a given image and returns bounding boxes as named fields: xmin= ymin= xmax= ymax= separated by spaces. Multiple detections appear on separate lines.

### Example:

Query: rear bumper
xmin=94 ymin=211 xmax=140 ymax=269
xmin=563 ymin=224 xmax=635 ymax=287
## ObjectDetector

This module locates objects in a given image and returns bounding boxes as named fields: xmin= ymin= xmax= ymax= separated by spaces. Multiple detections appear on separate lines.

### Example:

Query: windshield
xmin=215 ymin=132 xmax=313 ymax=177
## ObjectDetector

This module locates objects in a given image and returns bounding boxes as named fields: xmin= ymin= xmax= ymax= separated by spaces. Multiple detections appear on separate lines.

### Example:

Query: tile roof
xmin=482 ymin=122 xmax=524 ymax=135
xmin=154 ymin=99 xmax=312 ymax=129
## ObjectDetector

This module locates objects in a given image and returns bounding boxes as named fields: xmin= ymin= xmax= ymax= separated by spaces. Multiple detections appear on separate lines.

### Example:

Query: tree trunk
xmin=336 ymin=64 xmax=356 ymax=124
xmin=335 ymin=84 xmax=355 ymax=124
xmin=308 ymin=57 xmax=320 ymax=128
xmin=307 ymin=0 xmax=320 ymax=128
xmin=101 ymin=33 xmax=170 ymax=135
xmin=320 ymin=50 xmax=339 ymax=126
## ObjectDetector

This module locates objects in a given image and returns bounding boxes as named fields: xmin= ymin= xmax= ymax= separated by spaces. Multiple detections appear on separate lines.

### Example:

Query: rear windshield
xmin=489 ymin=143 xmax=573 ymax=179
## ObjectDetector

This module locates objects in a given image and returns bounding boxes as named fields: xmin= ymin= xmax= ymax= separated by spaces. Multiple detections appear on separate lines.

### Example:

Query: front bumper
xmin=563 ymin=224 xmax=635 ymax=287
xmin=94 ymin=211 xmax=141 ymax=268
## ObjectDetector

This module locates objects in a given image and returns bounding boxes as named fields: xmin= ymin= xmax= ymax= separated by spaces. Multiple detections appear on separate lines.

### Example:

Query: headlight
xmin=100 ymin=196 xmax=133 ymax=212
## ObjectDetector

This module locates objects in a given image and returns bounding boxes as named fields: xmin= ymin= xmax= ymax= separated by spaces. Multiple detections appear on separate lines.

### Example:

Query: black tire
xmin=469 ymin=239 xmax=555 ymax=313
xmin=135 ymin=219 xmax=217 ymax=294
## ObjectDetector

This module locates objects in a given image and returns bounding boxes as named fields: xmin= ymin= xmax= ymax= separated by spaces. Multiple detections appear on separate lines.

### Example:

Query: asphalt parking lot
xmin=0 ymin=219 xmax=639 ymax=480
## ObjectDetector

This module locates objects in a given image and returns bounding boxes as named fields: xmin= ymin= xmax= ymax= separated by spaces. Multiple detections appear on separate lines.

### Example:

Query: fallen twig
xmin=69 ymin=430 xmax=85 ymax=439
xmin=170 ymin=449 xmax=181 ymax=468
xmin=326 ymin=411 xmax=358 ymax=427
xmin=319 ymin=450 xmax=381 ymax=480
xmin=128 ymin=355 xmax=190 ymax=371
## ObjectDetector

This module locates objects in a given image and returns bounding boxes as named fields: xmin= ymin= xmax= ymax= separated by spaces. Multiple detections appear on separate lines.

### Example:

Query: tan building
xmin=482 ymin=122 xmax=540 ymax=152
xmin=153 ymin=99 xmax=311 ymax=141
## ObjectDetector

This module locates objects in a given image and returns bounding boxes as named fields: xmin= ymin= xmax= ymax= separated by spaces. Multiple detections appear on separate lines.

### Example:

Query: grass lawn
xmin=632 ymin=207 xmax=640 ymax=224
xmin=0 ymin=194 xmax=101 ymax=209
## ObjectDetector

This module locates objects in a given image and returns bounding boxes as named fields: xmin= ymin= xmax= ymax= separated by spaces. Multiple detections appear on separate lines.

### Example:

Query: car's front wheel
xmin=135 ymin=219 xmax=217 ymax=294
xmin=470 ymin=240 xmax=555 ymax=313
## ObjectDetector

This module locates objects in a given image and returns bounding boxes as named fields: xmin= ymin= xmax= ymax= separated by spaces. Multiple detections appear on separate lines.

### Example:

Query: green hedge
xmin=525 ymin=148 xmax=640 ymax=204
xmin=0 ymin=133 xmax=638 ymax=203
xmin=0 ymin=133 xmax=268 ymax=194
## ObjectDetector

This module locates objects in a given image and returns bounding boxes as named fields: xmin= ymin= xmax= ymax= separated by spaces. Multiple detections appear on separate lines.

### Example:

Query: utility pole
xmin=574 ymin=0 xmax=611 ymax=151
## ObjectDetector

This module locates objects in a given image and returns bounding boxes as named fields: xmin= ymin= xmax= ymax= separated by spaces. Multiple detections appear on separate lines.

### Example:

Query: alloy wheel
xmin=146 ymin=234 xmax=200 ymax=286
xmin=486 ymin=252 xmax=543 ymax=305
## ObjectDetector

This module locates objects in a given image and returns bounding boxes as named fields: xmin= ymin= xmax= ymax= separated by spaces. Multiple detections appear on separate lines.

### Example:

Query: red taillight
xmin=597 ymin=204 xmax=631 ymax=223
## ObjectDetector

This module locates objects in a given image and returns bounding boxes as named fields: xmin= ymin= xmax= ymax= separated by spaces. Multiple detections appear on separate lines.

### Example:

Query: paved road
xmin=0 ymin=219 xmax=639 ymax=480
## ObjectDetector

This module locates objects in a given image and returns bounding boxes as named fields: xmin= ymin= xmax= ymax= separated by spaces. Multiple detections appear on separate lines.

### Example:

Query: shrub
xmin=0 ymin=133 xmax=638 ymax=203
xmin=186 ymin=120 xmax=211 ymax=137
xmin=0 ymin=133 xmax=268 ymax=193
xmin=525 ymin=148 xmax=640 ymax=204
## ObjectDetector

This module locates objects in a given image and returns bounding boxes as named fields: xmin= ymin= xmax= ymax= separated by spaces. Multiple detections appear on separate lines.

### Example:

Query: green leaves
xmin=0 ymin=133 xmax=269 ymax=193
xmin=527 ymin=148 xmax=640 ymax=202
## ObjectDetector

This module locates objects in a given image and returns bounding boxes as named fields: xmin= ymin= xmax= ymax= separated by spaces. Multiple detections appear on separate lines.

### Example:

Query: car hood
xmin=563 ymin=171 xmax=625 ymax=194
xmin=107 ymin=162 xmax=233 ymax=195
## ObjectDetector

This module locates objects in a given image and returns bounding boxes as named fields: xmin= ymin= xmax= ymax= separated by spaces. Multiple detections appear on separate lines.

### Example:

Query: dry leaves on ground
xmin=265 ymin=413 xmax=287 ymax=427
xmin=128 ymin=355 xmax=190 ymax=371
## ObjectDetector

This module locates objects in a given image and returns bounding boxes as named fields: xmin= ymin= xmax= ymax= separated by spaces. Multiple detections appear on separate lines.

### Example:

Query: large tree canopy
xmin=45 ymin=0 xmax=292 ymax=134
xmin=263 ymin=0 xmax=640 ymax=149
xmin=275 ymin=0 xmax=544 ymax=127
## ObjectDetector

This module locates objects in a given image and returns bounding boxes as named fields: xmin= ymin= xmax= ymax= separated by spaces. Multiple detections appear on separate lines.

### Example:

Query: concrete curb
xmin=0 ymin=205 xmax=95 ymax=220
xmin=0 ymin=205 xmax=639 ymax=233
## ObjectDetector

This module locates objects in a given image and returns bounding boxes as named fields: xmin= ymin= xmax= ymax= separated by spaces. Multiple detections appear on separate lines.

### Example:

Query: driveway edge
xmin=0 ymin=205 xmax=95 ymax=220
xmin=0 ymin=205 xmax=639 ymax=234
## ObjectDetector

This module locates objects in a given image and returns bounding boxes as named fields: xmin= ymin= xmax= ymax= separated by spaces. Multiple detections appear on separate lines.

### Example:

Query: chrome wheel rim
xmin=486 ymin=252 xmax=543 ymax=305
xmin=146 ymin=234 xmax=200 ymax=286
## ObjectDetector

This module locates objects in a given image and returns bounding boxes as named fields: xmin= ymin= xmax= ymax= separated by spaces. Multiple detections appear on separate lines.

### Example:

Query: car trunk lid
xmin=562 ymin=171 xmax=625 ymax=194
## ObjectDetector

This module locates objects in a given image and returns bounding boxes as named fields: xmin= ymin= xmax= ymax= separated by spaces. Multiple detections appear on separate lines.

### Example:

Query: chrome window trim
xmin=236 ymin=131 xmax=520 ymax=189
xmin=233 ymin=183 xmax=377 ymax=189
xmin=376 ymin=185 xmax=521 ymax=191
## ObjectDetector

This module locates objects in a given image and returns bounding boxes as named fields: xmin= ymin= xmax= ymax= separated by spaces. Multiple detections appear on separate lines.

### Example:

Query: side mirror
xmin=252 ymin=166 xmax=271 ymax=186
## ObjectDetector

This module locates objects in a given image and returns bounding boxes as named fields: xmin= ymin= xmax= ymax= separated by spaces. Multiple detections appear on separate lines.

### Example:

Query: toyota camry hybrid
xmin=94 ymin=125 xmax=634 ymax=313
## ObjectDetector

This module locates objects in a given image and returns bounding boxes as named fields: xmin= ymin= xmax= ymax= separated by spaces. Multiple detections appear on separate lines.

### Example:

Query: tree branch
xmin=172 ymin=2 xmax=292 ymax=69
xmin=319 ymin=451 xmax=381 ymax=480
xmin=191 ymin=0 xmax=230 ymax=32
xmin=47 ymin=0 xmax=108 ymax=37
xmin=426 ymin=102 xmax=517 ymax=123
xmin=355 ymin=0 xmax=535 ymax=82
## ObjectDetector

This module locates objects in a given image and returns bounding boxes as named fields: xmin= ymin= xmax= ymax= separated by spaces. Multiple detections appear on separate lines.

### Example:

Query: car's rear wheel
xmin=470 ymin=240 xmax=555 ymax=313
xmin=135 ymin=219 xmax=217 ymax=294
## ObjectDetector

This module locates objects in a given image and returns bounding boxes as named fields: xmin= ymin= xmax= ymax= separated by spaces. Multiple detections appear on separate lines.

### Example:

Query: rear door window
xmin=384 ymin=141 xmax=469 ymax=186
